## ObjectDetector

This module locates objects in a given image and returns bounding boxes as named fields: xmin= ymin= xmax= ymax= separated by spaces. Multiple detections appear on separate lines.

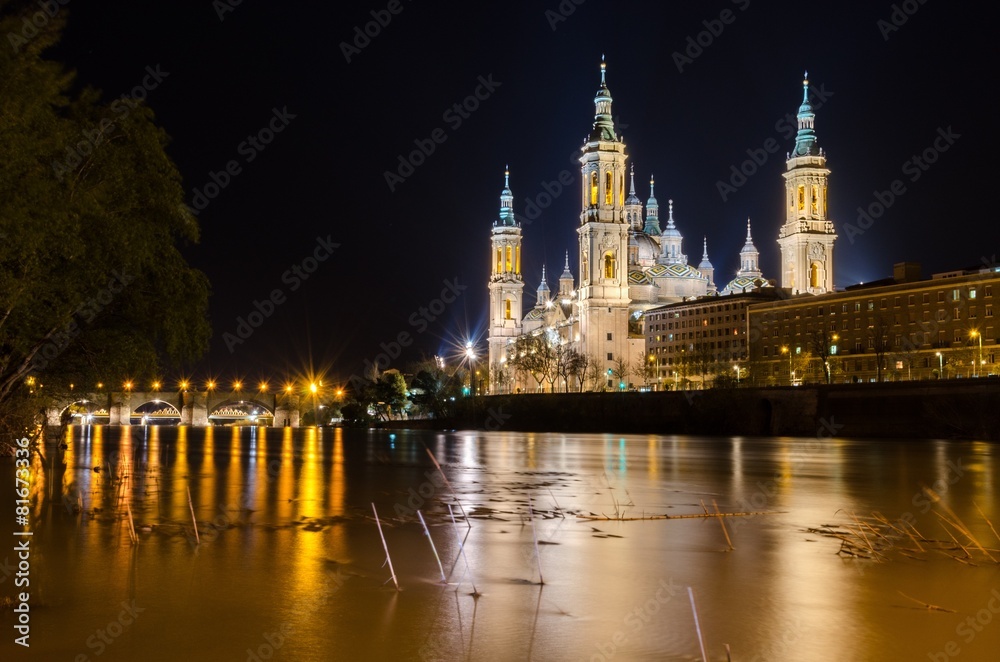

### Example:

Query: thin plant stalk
xmin=688 ymin=587 xmax=708 ymax=662
xmin=527 ymin=494 xmax=544 ymax=585
xmin=426 ymin=446 xmax=471 ymax=529
xmin=125 ymin=499 xmax=138 ymax=545
xmin=186 ymin=485 xmax=200 ymax=545
xmin=372 ymin=503 xmax=399 ymax=591
xmin=713 ymin=499 xmax=734 ymax=551
xmin=448 ymin=504 xmax=479 ymax=596
xmin=418 ymin=510 xmax=446 ymax=583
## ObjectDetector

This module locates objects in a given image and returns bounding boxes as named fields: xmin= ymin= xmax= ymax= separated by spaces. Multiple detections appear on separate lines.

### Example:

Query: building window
xmin=922 ymin=293 xmax=929 ymax=304
xmin=504 ymin=299 xmax=511 ymax=320
xmin=970 ymin=288 xmax=977 ymax=300
xmin=987 ymin=305 xmax=993 ymax=318
xmin=811 ymin=184 xmax=819 ymax=214
xmin=797 ymin=185 xmax=805 ymax=211
xmin=590 ymin=172 xmax=598 ymax=206
xmin=516 ymin=246 xmax=521 ymax=274
xmin=938 ymin=291 xmax=945 ymax=303
xmin=505 ymin=246 xmax=512 ymax=272
xmin=605 ymin=171 xmax=613 ymax=205
xmin=607 ymin=332 xmax=613 ymax=341
xmin=607 ymin=352 xmax=613 ymax=361
xmin=603 ymin=252 xmax=616 ymax=279
xmin=986 ymin=285 xmax=993 ymax=297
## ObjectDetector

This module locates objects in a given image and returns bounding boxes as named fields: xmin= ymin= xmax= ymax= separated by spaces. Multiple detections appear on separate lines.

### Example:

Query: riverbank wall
xmin=404 ymin=379 xmax=1000 ymax=440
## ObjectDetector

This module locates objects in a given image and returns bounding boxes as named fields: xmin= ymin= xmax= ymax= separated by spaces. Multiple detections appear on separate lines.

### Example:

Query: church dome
xmin=720 ymin=276 xmax=772 ymax=296
xmin=631 ymin=233 xmax=659 ymax=263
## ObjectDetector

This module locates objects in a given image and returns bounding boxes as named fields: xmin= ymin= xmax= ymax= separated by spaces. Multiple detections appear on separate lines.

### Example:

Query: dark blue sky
xmin=50 ymin=1 xmax=995 ymax=385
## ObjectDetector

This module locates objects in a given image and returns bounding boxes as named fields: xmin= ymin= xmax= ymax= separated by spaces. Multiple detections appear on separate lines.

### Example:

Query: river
xmin=1 ymin=426 xmax=998 ymax=661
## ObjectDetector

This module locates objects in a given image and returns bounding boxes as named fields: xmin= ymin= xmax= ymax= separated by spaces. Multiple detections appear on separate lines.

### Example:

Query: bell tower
xmin=488 ymin=168 xmax=524 ymax=376
xmin=577 ymin=57 xmax=631 ymax=378
xmin=777 ymin=72 xmax=837 ymax=294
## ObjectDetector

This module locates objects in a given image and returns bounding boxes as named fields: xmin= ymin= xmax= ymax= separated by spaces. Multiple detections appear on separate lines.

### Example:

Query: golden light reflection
xmin=646 ymin=436 xmax=659 ymax=479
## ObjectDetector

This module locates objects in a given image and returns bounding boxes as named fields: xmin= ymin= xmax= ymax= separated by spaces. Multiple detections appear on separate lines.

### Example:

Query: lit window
xmin=590 ymin=172 xmax=598 ymax=206
xmin=604 ymin=252 xmax=616 ymax=279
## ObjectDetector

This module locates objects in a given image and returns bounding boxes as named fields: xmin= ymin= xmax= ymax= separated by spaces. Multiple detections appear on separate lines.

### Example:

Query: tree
xmin=507 ymin=334 xmax=553 ymax=392
xmin=867 ymin=316 xmax=892 ymax=383
xmin=809 ymin=326 xmax=839 ymax=384
xmin=373 ymin=370 xmax=409 ymax=420
xmin=408 ymin=357 xmax=461 ymax=418
xmin=570 ymin=351 xmax=591 ymax=392
xmin=0 ymin=7 xmax=210 ymax=446
xmin=632 ymin=353 xmax=657 ymax=390
xmin=584 ymin=354 xmax=605 ymax=392
xmin=555 ymin=345 xmax=585 ymax=392
xmin=611 ymin=354 xmax=630 ymax=391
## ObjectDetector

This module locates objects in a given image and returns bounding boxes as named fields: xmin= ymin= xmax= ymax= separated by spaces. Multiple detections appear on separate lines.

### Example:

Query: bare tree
xmin=632 ymin=353 xmax=657 ymax=390
xmin=611 ymin=355 xmax=630 ymax=390
xmin=507 ymin=334 xmax=554 ymax=392
xmin=867 ymin=316 xmax=892 ymax=383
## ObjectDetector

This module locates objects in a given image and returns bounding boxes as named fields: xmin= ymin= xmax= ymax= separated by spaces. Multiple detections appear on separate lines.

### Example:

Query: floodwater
xmin=2 ymin=426 xmax=999 ymax=661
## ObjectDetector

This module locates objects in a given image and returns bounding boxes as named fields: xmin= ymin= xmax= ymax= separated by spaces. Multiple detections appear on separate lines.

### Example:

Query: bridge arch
xmin=208 ymin=399 xmax=274 ymax=425
xmin=132 ymin=400 xmax=182 ymax=424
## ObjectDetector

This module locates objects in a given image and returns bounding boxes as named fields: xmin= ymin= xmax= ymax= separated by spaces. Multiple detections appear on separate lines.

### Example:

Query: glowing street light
xmin=936 ymin=352 xmax=943 ymax=379
xmin=970 ymin=330 xmax=983 ymax=377
xmin=152 ymin=380 xmax=161 ymax=391
xmin=733 ymin=364 xmax=740 ymax=384
xmin=780 ymin=346 xmax=792 ymax=384
xmin=179 ymin=380 xmax=189 ymax=392
xmin=206 ymin=380 xmax=216 ymax=392
xmin=258 ymin=381 xmax=269 ymax=394
xmin=123 ymin=380 xmax=133 ymax=392
xmin=233 ymin=380 xmax=243 ymax=393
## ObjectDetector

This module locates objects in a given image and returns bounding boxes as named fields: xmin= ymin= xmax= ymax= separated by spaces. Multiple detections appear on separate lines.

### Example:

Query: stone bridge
xmin=45 ymin=391 xmax=304 ymax=427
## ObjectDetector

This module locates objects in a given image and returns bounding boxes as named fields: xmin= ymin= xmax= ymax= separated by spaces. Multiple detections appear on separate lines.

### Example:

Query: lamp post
xmin=465 ymin=341 xmax=476 ymax=396
xmin=733 ymin=364 xmax=740 ymax=385
xmin=936 ymin=352 xmax=943 ymax=379
xmin=970 ymin=330 xmax=982 ymax=377
xmin=780 ymin=346 xmax=792 ymax=385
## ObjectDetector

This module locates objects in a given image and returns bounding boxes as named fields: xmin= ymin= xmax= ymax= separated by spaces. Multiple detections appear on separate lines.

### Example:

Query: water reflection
xmin=2 ymin=427 xmax=998 ymax=661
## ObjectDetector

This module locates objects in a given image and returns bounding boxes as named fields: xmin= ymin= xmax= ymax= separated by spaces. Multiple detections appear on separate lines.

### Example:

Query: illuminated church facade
xmin=487 ymin=62 xmax=835 ymax=391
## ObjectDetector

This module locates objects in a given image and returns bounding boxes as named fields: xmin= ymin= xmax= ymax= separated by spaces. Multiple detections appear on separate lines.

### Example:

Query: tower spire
xmin=643 ymin=175 xmax=660 ymax=235
xmin=498 ymin=165 xmax=516 ymax=226
xmin=738 ymin=217 xmax=761 ymax=278
xmin=792 ymin=71 xmax=818 ymax=157
xmin=590 ymin=57 xmax=616 ymax=141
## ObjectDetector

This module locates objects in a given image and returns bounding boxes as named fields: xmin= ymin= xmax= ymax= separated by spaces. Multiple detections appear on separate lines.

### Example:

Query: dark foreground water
xmin=1 ymin=426 xmax=999 ymax=661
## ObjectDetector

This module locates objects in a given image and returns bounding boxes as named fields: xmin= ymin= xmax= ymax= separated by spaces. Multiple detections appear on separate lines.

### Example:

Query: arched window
xmin=590 ymin=172 xmax=598 ymax=206
xmin=496 ymin=248 xmax=502 ymax=274
xmin=505 ymin=246 xmax=512 ymax=272
xmin=604 ymin=251 xmax=616 ymax=280
xmin=810 ymin=262 xmax=821 ymax=289
xmin=811 ymin=185 xmax=819 ymax=214
xmin=515 ymin=246 xmax=520 ymax=274
xmin=504 ymin=298 xmax=512 ymax=320
xmin=619 ymin=174 xmax=624 ymax=206
xmin=797 ymin=185 xmax=805 ymax=212
xmin=605 ymin=171 xmax=613 ymax=205
xmin=823 ymin=186 xmax=828 ymax=216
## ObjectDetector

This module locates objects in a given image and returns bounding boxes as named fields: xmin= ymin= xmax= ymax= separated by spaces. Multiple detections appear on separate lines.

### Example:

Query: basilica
xmin=487 ymin=60 xmax=836 ymax=390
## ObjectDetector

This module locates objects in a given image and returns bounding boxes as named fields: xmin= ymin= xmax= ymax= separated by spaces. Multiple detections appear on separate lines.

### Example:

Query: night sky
xmin=48 ymin=1 xmax=995 ymax=385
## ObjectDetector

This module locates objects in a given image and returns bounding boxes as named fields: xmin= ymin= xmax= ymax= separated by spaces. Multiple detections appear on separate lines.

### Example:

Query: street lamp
xmin=936 ymin=352 xmax=943 ymax=379
xmin=465 ymin=342 xmax=476 ymax=396
xmin=970 ymin=330 xmax=982 ymax=377
xmin=780 ymin=346 xmax=792 ymax=384
xmin=733 ymin=364 xmax=740 ymax=384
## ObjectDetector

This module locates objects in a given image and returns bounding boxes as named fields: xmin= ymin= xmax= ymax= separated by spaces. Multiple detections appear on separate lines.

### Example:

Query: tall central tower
xmin=577 ymin=58 xmax=630 ymax=376
xmin=777 ymin=72 xmax=837 ymax=294
xmin=488 ymin=168 xmax=524 ymax=379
